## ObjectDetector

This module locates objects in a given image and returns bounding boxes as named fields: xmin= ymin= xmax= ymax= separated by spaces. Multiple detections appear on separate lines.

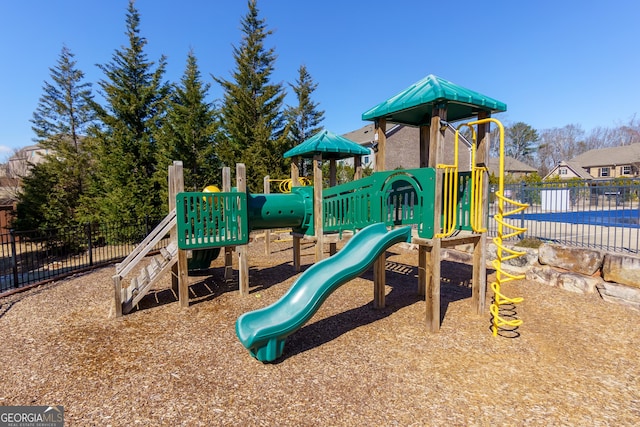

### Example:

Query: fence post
xmin=520 ymin=181 xmax=526 ymax=240
xmin=10 ymin=229 xmax=19 ymax=289
xmin=86 ymin=222 xmax=93 ymax=266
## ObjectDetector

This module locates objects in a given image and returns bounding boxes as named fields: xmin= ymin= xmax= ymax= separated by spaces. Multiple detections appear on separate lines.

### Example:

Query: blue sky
xmin=1 ymin=0 xmax=639 ymax=160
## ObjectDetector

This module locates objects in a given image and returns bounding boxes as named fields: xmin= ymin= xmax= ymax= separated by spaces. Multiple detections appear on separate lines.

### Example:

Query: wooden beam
xmin=222 ymin=167 xmax=233 ymax=281
xmin=291 ymin=155 xmax=302 ymax=271
xmin=168 ymin=162 xmax=179 ymax=294
xmin=237 ymin=163 xmax=249 ymax=296
xmin=373 ymin=253 xmax=386 ymax=308
xmin=291 ymin=155 xmax=300 ymax=187
xmin=354 ymin=155 xmax=363 ymax=180
xmin=425 ymin=107 xmax=446 ymax=332
xmin=420 ymin=125 xmax=430 ymax=168
xmin=113 ymin=275 xmax=123 ymax=317
xmin=472 ymin=111 xmax=490 ymax=315
xmin=313 ymin=154 xmax=324 ymax=262
xmin=293 ymin=235 xmax=302 ymax=272
xmin=264 ymin=175 xmax=270 ymax=256
xmin=172 ymin=161 xmax=189 ymax=308
xmin=329 ymin=159 xmax=337 ymax=256
xmin=374 ymin=118 xmax=386 ymax=172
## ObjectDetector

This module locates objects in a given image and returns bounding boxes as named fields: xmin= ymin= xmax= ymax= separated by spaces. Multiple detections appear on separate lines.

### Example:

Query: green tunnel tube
xmin=246 ymin=187 xmax=313 ymax=231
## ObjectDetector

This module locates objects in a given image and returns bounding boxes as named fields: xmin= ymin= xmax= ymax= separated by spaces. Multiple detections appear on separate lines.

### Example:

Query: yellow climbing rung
xmin=461 ymin=118 xmax=529 ymax=337
xmin=435 ymin=122 xmax=460 ymax=238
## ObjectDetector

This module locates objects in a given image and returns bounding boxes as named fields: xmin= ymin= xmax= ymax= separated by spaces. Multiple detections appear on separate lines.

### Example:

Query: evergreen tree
xmin=215 ymin=0 xmax=288 ymax=191
xmin=15 ymin=46 xmax=95 ymax=230
xmin=86 ymin=0 xmax=170 ymax=223
xmin=505 ymin=122 xmax=538 ymax=162
xmin=284 ymin=64 xmax=324 ymax=177
xmin=156 ymin=50 xmax=220 ymax=200
xmin=285 ymin=64 xmax=324 ymax=145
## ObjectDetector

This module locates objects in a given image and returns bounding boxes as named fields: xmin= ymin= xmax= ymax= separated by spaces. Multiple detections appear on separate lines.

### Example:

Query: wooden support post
xmin=169 ymin=162 xmax=180 ymax=294
xmin=313 ymin=154 xmax=324 ymax=262
xmin=417 ymin=245 xmax=430 ymax=297
xmin=237 ymin=164 xmax=249 ymax=296
xmin=264 ymin=175 xmax=270 ymax=256
xmin=291 ymin=156 xmax=302 ymax=271
xmin=472 ymin=111 xmax=490 ymax=314
xmin=293 ymin=235 xmax=302 ymax=272
xmin=419 ymin=125 xmax=430 ymax=168
xmin=172 ymin=161 xmax=189 ymax=308
xmin=113 ymin=275 xmax=123 ymax=317
xmin=374 ymin=118 xmax=386 ymax=172
xmin=372 ymin=119 xmax=387 ymax=301
xmin=329 ymin=159 xmax=337 ymax=256
xmin=354 ymin=155 xmax=363 ymax=180
xmin=425 ymin=107 xmax=446 ymax=332
xmin=291 ymin=155 xmax=300 ymax=187
xmin=222 ymin=167 xmax=233 ymax=281
xmin=373 ymin=253 xmax=386 ymax=308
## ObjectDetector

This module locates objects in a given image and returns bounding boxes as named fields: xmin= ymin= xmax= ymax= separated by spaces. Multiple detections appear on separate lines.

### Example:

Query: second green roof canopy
xmin=283 ymin=129 xmax=370 ymax=160
xmin=362 ymin=74 xmax=507 ymax=126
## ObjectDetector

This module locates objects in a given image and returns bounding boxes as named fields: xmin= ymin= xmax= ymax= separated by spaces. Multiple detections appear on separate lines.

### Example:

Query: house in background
xmin=487 ymin=156 xmax=538 ymax=178
xmin=0 ymin=144 xmax=51 ymax=230
xmin=341 ymin=123 xmax=473 ymax=171
xmin=340 ymin=123 xmax=540 ymax=178
xmin=545 ymin=143 xmax=640 ymax=180
xmin=6 ymin=144 xmax=51 ymax=178
xmin=544 ymin=160 xmax=594 ymax=180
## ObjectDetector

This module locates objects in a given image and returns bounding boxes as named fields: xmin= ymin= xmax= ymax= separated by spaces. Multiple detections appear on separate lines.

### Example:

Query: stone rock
xmin=525 ymin=265 xmax=562 ymax=287
xmin=597 ymin=282 xmax=640 ymax=311
xmin=602 ymin=253 xmax=640 ymax=289
xmin=557 ymin=272 xmax=601 ymax=294
xmin=538 ymin=243 xmax=603 ymax=276
xmin=525 ymin=266 xmax=601 ymax=294
xmin=487 ymin=243 xmax=539 ymax=274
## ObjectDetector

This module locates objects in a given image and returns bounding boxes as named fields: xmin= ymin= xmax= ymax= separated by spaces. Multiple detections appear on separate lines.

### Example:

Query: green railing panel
xmin=323 ymin=174 xmax=377 ymax=234
xmin=322 ymin=168 xmax=436 ymax=238
xmin=176 ymin=192 xmax=248 ymax=249
xmin=379 ymin=169 xmax=435 ymax=238
xmin=449 ymin=172 xmax=473 ymax=232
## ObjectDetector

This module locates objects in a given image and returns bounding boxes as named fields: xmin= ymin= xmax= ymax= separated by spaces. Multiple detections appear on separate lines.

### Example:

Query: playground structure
xmin=113 ymin=74 xmax=529 ymax=361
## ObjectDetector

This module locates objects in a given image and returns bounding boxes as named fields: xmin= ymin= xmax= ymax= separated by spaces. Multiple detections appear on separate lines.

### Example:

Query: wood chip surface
xmin=1 ymin=239 xmax=639 ymax=426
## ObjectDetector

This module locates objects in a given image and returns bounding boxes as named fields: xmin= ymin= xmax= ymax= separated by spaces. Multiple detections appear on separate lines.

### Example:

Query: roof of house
xmin=283 ymin=129 xmax=370 ymax=159
xmin=570 ymin=143 xmax=640 ymax=167
xmin=361 ymin=74 xmax=507 ymax=126
xmin=341 ymin=123 xmax=402 ymax=145
xmin=488 ymin=156 xmax=537 ymax=176
xmin=543 ymin=160 xmax=593 ymax=180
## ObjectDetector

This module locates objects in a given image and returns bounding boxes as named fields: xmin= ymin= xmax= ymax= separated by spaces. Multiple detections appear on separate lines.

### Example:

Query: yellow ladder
xmin=457 ymin=118 xmax=529 ymax=336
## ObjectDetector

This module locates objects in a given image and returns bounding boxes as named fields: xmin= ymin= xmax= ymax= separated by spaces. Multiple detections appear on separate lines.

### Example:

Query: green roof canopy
xmin=362 ymin=74 xmax=507 ymax=126
xmin=283 ymin=129 xmax=370 ymax=160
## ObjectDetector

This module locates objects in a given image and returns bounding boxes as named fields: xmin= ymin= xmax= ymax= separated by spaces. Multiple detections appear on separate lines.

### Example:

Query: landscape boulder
xmin=602 ymin=253 xmax=640 ymax=289
xmin=538 ymin=243 xmax=603 ymax=276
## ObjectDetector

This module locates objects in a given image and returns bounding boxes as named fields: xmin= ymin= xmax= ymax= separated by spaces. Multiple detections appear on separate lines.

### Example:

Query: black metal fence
xmin=4 ymin=179 xmax=640 ymax=295
xmin=0 ymin=217 xmax=170 ymax=294
xmin=488 ymin=179 xmax=640 ymax=253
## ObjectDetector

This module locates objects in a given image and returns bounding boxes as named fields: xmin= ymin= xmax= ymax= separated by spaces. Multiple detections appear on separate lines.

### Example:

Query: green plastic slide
xmin=235 ymin=222 xmax=412 ymax=362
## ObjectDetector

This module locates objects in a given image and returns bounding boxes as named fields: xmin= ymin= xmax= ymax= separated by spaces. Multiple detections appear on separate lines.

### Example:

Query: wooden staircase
xmin=113 ymin=209 xmax=178 ymax=316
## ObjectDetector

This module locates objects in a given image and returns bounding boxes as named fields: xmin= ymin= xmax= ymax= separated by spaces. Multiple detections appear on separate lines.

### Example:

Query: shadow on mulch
xmin=130 ymin=252 xmax=496 ymax=355
xmin=131 ymin=259 xmax=302 ymax=313
xmin=276 ymin=257 xmax=490 ymax=362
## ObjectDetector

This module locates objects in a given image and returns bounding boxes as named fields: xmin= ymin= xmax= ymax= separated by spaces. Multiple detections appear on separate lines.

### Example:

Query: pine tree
xmin=15 ymin=46 xmax=95 ymax=230
xmin=215 ymin=0 xmax=288 ymax=191
xmin=285 ymin=64 xmax=324 ymax=145
xmin=86 ymin=0 xmax=170 ymax=223
xmin=284 ymin=64 xmax=325 ymax=177
xmin=156 ymin=50 xmax=220 ymax=200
